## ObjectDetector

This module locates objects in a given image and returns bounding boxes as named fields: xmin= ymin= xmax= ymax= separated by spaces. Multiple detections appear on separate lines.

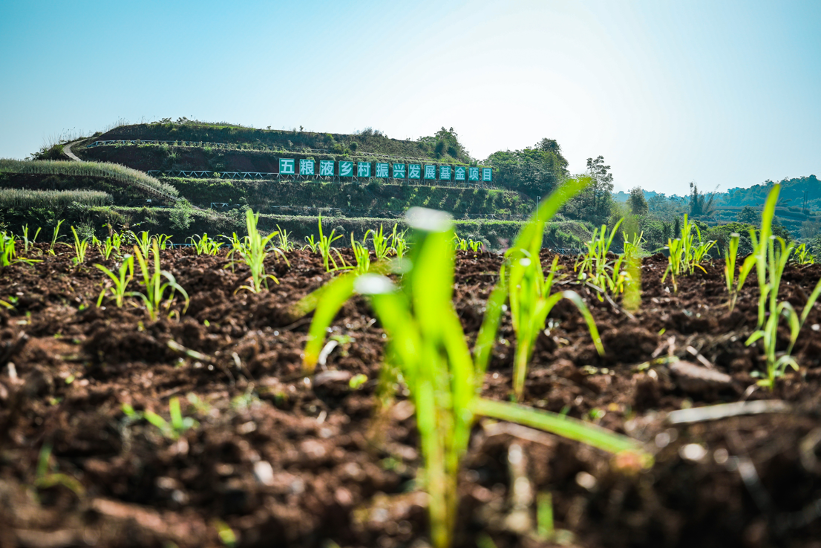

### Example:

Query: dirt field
xmin=0 ymin=245 xmax=818 ymax=547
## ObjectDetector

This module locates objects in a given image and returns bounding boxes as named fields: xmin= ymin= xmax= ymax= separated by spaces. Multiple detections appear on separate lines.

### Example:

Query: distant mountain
xmin=614 ymin=175 xmax=820 ymax=212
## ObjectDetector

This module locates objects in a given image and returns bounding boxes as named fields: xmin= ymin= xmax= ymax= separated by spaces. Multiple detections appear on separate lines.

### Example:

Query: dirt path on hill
xmin=62 ymin=140 xmax=83 ymax=161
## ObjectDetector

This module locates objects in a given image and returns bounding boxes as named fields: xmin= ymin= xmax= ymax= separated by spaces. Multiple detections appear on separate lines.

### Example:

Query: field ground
xmin=0 ymin=246 xmax=818 ymax=547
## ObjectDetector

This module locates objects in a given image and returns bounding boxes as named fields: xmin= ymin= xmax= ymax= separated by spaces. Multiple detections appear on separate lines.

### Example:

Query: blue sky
xmin=0 ymin=0 xmax=818 ymax=195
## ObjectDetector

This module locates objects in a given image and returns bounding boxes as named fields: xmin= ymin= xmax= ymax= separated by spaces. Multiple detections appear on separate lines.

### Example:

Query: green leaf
xmin=474 ymin=398 xmax=649 ymax=460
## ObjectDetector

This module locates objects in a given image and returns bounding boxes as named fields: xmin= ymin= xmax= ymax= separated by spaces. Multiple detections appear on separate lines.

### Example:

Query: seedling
xmin=723 ymin=233 xmax=740 ymax=310
xmin=189 ymin=233 xmax=223 ymax=255
xmin=392 ymin=226 xmax=409 ymax=259
xmin=95 ymin=255 xmax=135 ymax=307
xmin=21 ymin=224 xmax=41 ymax=255
xmin=122 ymin=397 xmax=197 ymax=440
xmin=792 ymin=243 xmax=814 ymax=265
xmin=503 ymin=177 xmax=604 ymax=400
xmin=366 ymin=224 xmax=393 ymax=259
xmin=351 ymin=233 xmax=371 ymax=275
xmin=131 ymin=241 xmax=189 ymax=320
xmin=662 ymin=215 xmax=716 ymax=291
xmin=575 ymin=218 xmax=623 ymax=298
xmin=298 ymin=205 xmax=649 ymax=548
xmin=275 ymin=225 xmax=295 ymax=252
xmin=129 ymin=230 xmax=153 ymax=258
xmin=227 ymin=209 xmax=288 ymax=293
xmin=70 ymin=226 xmax=89 ymax=266
xmin=34 ymin=442 xmax=84 ymax=498
xmin=314 ymin=216 xmax=347 ymax=272
xmin=49 ymin=220 xmax=64 ymax=255
xmin=746 ymin=275 xmax=821 ymax=390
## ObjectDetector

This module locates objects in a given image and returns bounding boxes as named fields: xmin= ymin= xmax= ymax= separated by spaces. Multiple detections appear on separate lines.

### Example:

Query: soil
xmin=0 ymin=244 xmax=818 ymax=548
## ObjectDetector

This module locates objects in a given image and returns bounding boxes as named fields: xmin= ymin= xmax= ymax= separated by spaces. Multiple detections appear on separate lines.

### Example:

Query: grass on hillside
xmin=0 ymin=189 xmax=112 ymax=209
xmin=0 ymin=159 xmax=179 ymax=201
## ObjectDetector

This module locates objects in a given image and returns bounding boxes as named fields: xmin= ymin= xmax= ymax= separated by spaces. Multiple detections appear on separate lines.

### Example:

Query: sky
xmin=0 ymin=0 xmax=819 ymax=195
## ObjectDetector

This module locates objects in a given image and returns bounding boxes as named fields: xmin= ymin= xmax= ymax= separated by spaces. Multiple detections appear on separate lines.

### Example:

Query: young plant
xmin=314 ymin=216 xmax=347 ymax=272
xmin=229 ymin=209 xmax=288 ymax=293
xmin=189 ymin=233 xmax=223 ymax=255
xmin=49 ymin=220 xmax=64 ymax=256
xmin=391 ymin=226 xmax=409 ymax=259
xmin=129 ymin=230 xmax=152 ymax=258
xmin=575 ymin=218 xmax=623 ymax=297
xmin=738 ymin=186 xmax=783 ymax=328
xmin=70 ymin=226 xmax=89 ymax=266
xmin=156 ymin=234 xmax=173 ymax=250
xmin=303 ymin=234 xmax=319 ymax=253
xmin=792 ymin=243 xmax=815 ymax=265
xmin=366 ymin=224 xmax=393 ymax=259
xmin=622 ymin=230 xmax=644 ymax=259
xmin=0 ymin=232 xmax=39 ymax=268
xmin=275 ymin=225 xmax=295 ymax=252
xmin=503 ymin=178 xmax=604 ymax=400
xmin=102 ymin=232 xmax=123 ymax=260
xmin=95 ymin=255 xmax=135 ymax=307
xmin=662 ymin=215 xmax=716 ymax=291
xmin=723 ymin=232 xmax=741 ymax=310
xmin=122 ymin=397 xmax=197 ymax=440
xmin=298 ymin=205 xmax=649 ymax=548
xmin=351 ymin=233 xmax=371 ymax=275
xmin=746 ymin=275 xmax=821 ymax=390
xmin=21 ymin=224 xmax=41 ymax=255
xmin=131 ymin=241 xmax=189 ymax=320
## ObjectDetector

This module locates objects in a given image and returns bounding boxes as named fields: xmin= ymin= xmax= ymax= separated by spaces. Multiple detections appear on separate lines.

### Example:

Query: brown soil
xmin=0 ymin=245 xmax=818 ymax=548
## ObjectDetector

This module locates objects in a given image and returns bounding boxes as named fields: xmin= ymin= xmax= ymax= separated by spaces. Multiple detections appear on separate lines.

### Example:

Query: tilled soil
xmin=0 ymin=244 xmax=818 ymax=548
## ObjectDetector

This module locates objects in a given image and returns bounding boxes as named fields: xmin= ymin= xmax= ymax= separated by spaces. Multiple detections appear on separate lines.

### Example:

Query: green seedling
xmin=130 ymin=241 xmax=189 ymax=320
xmin=746 ymin=275 xmax=821 ymax=390
xmin=351 ymin=233 xmax=371 ymax=275
xmin=575 ymin=218 xmax=623 ymax=298
xmin=156 ymin=234 xmax=172 ymax=250
xmin=70 ymin=226 xmax=89 ymax=266
xmin=0 ymin=232 xmax=21 ymax=267
xmin=504 ymin=177 xmax=604 ymax=400
xmin=662 ymin=214 xmax=716 ymax=291
xmin=227 ymin=209 xmax=288 ymax=293
xmin=366 ymin=224 xmax=393 ymax=260
xmin=34 ymin=442 xmax=85 ymax=498
xmin=298 ymin=205 xmax=649 ymax=548
xmin=95 ymin=255 xmax=135 ymax=307
xmin=49 ymin=220 xmax=64 ymax=255
xmin=102 ymin=234 xmax=117 ymax=260
xmin=303 ymin=234 xmax=319 ymax=252
xmin=314 ymin=216 xmax=347 ymax=272
xmin=622 ymin=230 xmax=644 ymax=259
xmin=122 ymin=398 xmax=197 ymax=440
xmin=792 ymin=243 xmax=815 ymax=265
xmin=738 ymin=186 xmax=783 ymax=328
xmin=275 ymin=225 xmax=295 ymax=252
xmin=21 ymin=224 xmax=41 ymax=255
xmin=129 ymin=230 xmax=152 ymax=258
xmin=189 ymin=233 xmax=223 ymax=255
xmin=391 ymin=225 xmax=409 ymax=259
xmin=723 ymin=233 xmax=741 ymax=311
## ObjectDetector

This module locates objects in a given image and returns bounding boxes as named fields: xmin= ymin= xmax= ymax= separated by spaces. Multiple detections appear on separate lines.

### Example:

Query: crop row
xmin=0 ymin=159 xmax=179 ymax=200
xmin=0 ymin=178 xmax=818 ymax=547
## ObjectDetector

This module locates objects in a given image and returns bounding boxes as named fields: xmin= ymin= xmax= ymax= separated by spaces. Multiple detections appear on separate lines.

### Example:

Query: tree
xmin=572 ymin=156 xmax=614 ymax=225
xmin=170 ymin=199 xmax=193 ymax=232
xmin=485 ymin=138 xmax=569 ymax=199
xmin=629 ymin=187 xmax=648 ymax=215
xmin=688 ymin=182 xmax=718 ymax=218
xmin=736 ymin=206 xmax=759 ymax=225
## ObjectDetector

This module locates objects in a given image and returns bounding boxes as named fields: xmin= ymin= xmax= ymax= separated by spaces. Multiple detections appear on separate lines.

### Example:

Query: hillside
xmin=88 ymin=120 xmax=474 ymax=164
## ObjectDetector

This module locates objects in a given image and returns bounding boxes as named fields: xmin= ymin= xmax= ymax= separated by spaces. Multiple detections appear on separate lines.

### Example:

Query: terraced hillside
xmin=3 ymin=122 xmax=594 ymax=251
